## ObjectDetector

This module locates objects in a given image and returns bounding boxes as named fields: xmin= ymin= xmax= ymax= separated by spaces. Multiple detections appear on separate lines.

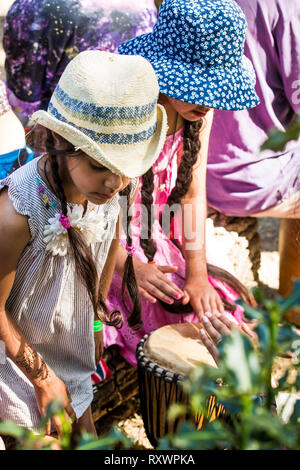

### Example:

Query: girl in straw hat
xmin=104 ymin=0 xmax=260 ymax=366
xmin=0 ymin=50 xmax=167 ymax=438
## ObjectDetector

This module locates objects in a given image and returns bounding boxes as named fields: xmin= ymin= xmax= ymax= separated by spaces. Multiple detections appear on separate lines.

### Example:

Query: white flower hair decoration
xmin=43 ymin=205 xmax=106 ymax=256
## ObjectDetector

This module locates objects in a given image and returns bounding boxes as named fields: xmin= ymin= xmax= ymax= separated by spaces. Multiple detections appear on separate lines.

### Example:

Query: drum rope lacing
xmin=136 ymin=333 xmax=184 ymax=383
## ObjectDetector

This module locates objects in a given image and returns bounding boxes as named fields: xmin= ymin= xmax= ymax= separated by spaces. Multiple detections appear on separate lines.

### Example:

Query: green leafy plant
xmin=1 ymin=284 xmax=300 ymax=450
xmin=0 ymin=399 xmax=133 ymax=450
xmin=159 ymin=282 xmax=300 ymax=450
xmin=261 ymin=114 xmax=300 ymax=152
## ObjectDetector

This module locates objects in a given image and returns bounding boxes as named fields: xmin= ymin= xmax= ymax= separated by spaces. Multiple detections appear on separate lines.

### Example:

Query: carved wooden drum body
xmin=136 ymin=323 xmax=225 ymax=448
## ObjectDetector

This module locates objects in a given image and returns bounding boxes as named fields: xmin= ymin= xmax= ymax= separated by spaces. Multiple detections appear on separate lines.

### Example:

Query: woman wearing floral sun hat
xmin=104 ymin=0 xmax=260 ymax=366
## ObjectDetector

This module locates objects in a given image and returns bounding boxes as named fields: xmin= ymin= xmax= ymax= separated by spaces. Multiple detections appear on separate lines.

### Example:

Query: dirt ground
xmin=0 ymin=13 xmax=287 ymax=450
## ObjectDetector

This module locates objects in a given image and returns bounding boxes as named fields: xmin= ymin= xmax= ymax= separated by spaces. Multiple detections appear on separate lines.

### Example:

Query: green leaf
xmin=220 ymin=330 xmax=260 ymax=393
xmin=256 ymin=323 xmax=270 ymax=350
xmin=261 ymin=116 xmax=300 ymax=152
xmin=288 ymin=399 xmax=300 ymax=424
xmin=278 ymin=280 xmax=300 ymax=311
xmin=0 ymin=421 xmax=26 ymax=438
xmin=235 ymin=299 xmax=265 ymax=321
xmin=76 ymin=427 xmax=132 ymax=450
xmin=159 ymin=421 xmax=232 ymax=450
xmin=167 ymin=403 xmax=187 ymax=421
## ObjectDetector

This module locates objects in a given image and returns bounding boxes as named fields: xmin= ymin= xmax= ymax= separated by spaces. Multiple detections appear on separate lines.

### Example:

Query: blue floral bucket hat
xmin=119 ymin=0 xmax=260 ymax=111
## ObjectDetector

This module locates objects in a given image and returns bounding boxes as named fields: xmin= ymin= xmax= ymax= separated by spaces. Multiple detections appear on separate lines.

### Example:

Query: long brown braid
xmin=119 ymin=185 xmax=143 ymax=330
xmin=33 ymin=126 xmax=124 ymax=328
xmin=140 ymin=168 xmax=157 ymax=263
xmin=160 ymin=118 xmax=202 ymax=231
xmin=140 ymin=119 xmax=202 ymax=263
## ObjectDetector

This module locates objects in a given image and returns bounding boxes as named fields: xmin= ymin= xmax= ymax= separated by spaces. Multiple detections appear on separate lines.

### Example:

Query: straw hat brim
xmin=119 ymin=33 xmax=260 ymax=111
xmin=31 ymin=104 xmax=168 ymax=178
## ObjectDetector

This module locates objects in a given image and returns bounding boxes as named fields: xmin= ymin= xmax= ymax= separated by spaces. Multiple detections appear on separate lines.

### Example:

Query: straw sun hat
xmin=31 ymin=51 xmax=167 ymax=178
xmin=119 ymin=0 xmax=260 ymax=111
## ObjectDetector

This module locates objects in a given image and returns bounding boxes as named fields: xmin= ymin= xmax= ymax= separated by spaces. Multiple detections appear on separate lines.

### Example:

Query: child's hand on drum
xmin=133 ymin=259 xmax=184 ymax=304
xmin=199 ymin=312 xmax=256 ymax=363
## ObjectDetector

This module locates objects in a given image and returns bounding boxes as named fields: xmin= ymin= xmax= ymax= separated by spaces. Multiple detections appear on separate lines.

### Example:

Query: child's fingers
xmin=147 ymin=284 xmax=175 ymax=304
xmin=157 ymin=265 xmax=178 ymax=274
xmin=215 ymin=296 xmax=225 ymax=314
xmin=45 ymin=418 xmax=51 ymax=436
xmin=181 ymin=289 xmax=190 ymax=305
xmin=139 ymin=287 xmax=157 ymax=303
xmin=156 ymin=270 xmax=184 ymax=298
xmin=240 ymin=321 xmax=257 ymax=339
xmin=200 ymin=297 xmax=212 ymax=317
xmin=194 ymin=302 xmax=205 ymax=321
xmin=52 ymin=415 xmax=63 ymax=436
xmin=65 ymin=405 xmax=76 ymax=423
xmin=148 ymin=274 xmax=183 ymax=301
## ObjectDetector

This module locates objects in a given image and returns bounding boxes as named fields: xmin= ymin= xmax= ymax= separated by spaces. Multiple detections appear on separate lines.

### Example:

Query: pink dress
xmin=104 ymin=128 xmax=244 ymax=366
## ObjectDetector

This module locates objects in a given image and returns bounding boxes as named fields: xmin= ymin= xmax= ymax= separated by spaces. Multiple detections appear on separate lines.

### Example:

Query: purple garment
xmin=3 ymin=0 xmax=157 ymax=117
xmin=207 ymin=0 xmax=300 ymax=216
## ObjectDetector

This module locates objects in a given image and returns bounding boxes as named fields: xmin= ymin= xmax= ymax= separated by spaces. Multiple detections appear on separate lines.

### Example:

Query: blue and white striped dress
xmin=0 ymin=157 xmax=128 ymax=430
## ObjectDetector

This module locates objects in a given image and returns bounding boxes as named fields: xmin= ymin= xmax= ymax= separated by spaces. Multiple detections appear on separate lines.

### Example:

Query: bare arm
xmin=0 ymin=187 xmax=37 ymax=378
xmin=99 ymin=216 xmax=122 ymax=300
xmin=0 ymin=188 xmax=75 ymax=434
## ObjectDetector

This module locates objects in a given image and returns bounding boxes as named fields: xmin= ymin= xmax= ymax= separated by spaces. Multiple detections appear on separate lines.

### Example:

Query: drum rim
xmin=136 ymin=332 xmax=185 ymax=383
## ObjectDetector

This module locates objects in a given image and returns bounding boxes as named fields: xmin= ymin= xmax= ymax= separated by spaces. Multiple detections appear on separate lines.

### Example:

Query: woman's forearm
xmin=181 ymin=195 xmax=208 ymax=281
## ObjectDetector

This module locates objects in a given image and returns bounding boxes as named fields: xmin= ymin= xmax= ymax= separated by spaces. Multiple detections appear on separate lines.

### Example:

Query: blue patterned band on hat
xmin=54 ymin=85 xmax=157 ymax=123
xmin=48 ymin=103 xmax=157 ymax=145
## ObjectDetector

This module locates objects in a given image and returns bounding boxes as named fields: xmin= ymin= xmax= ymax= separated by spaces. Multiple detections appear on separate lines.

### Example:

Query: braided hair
xmin=140 ymin=118 xmax=202 ymax=262
xmin=29 ymin=125 xmax=144 ymax=329
xmin=119 ymin=184 xmax=143 ymax=330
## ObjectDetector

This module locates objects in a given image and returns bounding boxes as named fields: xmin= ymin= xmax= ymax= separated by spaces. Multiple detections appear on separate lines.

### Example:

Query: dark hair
xmin=119 ymin=185 xmax=143 ymax=330
xmin=28 ymin=125 xmax=142 ymax=329
xmin=140 ymin=118 xmax=201 ymax=261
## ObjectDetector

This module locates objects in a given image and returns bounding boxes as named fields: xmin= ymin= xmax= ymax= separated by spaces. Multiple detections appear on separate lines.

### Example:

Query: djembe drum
xmin=136 ymin=323 xmax=225 ymax=448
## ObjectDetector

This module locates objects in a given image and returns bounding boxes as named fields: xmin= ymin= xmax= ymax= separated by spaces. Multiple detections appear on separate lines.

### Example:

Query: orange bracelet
xmin=148 ymin=260 xmax=156 ymax=264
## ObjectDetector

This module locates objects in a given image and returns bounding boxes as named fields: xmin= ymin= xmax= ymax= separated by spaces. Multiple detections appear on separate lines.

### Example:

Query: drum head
xmin=144 ymin=323 xmax=217 ymax=376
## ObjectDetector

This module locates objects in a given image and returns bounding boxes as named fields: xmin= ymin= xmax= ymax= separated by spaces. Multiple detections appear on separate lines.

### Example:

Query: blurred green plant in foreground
xmin=159 ymin=282 xmax=300 ymax=450
xmin=1 ymin=283 xmax=300 ymax=450
xmin=0 ymin=398 xmax=133 ymax=450
xmin=261 ymin=114 xmax=300 ymax=152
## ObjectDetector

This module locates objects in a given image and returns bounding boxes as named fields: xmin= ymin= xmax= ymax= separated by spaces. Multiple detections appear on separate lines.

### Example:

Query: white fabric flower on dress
xmin=43 ymin=205 xmax=106 ymax=256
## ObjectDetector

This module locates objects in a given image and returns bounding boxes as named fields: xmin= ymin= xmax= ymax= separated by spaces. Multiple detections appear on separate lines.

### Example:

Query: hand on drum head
xmin=199 ymin=312 xmax=257 ymax=363
xmin=132 ymin=259 xmax=184 ymax=304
